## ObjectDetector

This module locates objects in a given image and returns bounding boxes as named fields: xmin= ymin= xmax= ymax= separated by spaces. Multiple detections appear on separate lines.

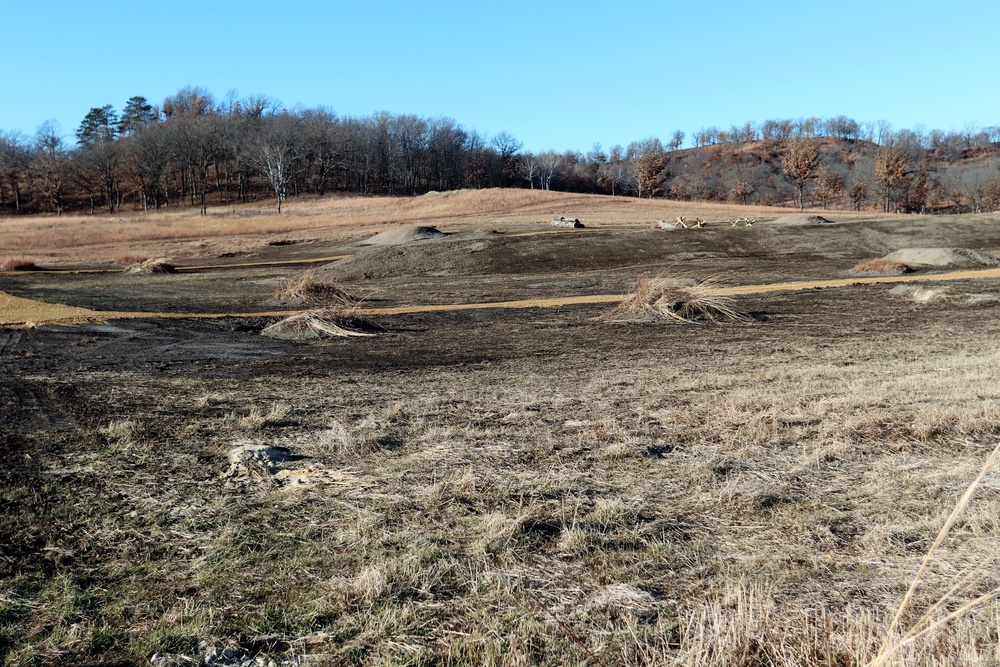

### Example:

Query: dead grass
xmin=9 ymin=342 xmax=1000 ymax=665
xmin=236 ymin=402 xmax=291 ymax=430
xmin=606 ymin=273 xmax=750 ymax=323
xmin=261 ymin=308 xmax=376 ymax=340
xmin=273 ymin=271 xmax=359 ymax=307
xmin=852 ymin=257 xmax=913 ymax=274
xmin=7 ymin=269 xmax=1000 ymax=665
xmin=0 ymin=189 xmax=880 ymax=263
xmin=114 ymin=253 xmax=150 ymax=266
xmin=870 ymin=442 xmax=1000 ymax=667
xmin=121 ymin=257 xmax=177 ymax=274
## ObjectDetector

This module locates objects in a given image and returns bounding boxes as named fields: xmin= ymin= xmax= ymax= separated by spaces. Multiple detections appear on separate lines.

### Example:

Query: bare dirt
xmin=885 ymin=246 xmax=1000 ymax=268
xmin=5 ymin=200 xmax=1000 ymax=666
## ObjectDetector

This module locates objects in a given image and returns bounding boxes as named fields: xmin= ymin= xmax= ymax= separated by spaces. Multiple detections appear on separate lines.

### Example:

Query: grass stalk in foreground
xmin=869 ymin=441 xmax=1000 ymax=666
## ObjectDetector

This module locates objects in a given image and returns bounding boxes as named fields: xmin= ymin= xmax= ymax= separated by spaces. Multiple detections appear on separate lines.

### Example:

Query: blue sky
xmin=2 ymin=0 xmax=997 ymax=153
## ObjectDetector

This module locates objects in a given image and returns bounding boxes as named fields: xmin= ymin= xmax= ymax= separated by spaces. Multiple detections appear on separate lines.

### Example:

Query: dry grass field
xmin=0 ymin=189 xmax=887 ymax=265
xmin=3 ymin=192 xmax=1000 ymax=666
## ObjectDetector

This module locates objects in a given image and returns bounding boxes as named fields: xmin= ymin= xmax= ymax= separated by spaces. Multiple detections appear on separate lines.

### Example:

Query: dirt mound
xmin=884 ymin=247 xmax=1000 ymax=268
xmin=361 ymin=225 xmax=447 ymax=246
xmin=770 ymin=214 xmax=833 ymax=225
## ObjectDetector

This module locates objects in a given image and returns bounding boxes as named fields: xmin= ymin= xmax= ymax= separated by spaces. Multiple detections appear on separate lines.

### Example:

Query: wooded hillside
xmin=2 ymin=87 xmax=999 ymax=216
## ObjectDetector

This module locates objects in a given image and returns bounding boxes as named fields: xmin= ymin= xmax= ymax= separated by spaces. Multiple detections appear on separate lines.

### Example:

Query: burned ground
xmin=4 ymin=209 xmax=1000 ymax=665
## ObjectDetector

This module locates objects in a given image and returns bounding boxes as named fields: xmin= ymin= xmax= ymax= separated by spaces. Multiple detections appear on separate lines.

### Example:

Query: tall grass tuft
xmin=606 ymin=273 xmax=750 ymax=324
xmin=273 ymin=270 xmax=359 ymax=308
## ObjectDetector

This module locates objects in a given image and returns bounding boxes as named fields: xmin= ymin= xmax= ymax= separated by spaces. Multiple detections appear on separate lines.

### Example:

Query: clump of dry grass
xmin=261 ymin=308 xmax=375 ymax=340
xmin=237 ymin=402 xmax=291 ymax=430
xmin=606 ymin=274 xmax=750 ymax=323
xmin=114 ymin=253 xmax=150 ymax=266
xmin=851 ymin=257 xmax=913 ymax=274
xmin=1 ymin=256 xmax=40 ymax=271
xmin=122 ymin=257 xmax=177 ymax=274
xmin=273 ymin=270 xmax=358 ymax=307
xmin=97 ymin=419 xmax=142 ymax=450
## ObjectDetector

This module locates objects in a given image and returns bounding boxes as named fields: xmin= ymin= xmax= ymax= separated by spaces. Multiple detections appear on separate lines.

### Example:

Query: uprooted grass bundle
xmin=851 ymin=257 xmax=913 ymax=274
xmin=606 ymin=273 xmax=750 ymax=323
xmin=261 ymin=308 xmax=376 ymax=340
xmin=274 ymin=270 xmax=359 ymax=307
xmin=122 ymin=257 xmax=177 ymax=274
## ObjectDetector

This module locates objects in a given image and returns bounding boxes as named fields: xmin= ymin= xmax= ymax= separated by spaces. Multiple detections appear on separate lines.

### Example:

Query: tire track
xmin=0 ymin=329 xmax=22 ymax=356
xmin=0 ymin=378 xmax=71 ymax=430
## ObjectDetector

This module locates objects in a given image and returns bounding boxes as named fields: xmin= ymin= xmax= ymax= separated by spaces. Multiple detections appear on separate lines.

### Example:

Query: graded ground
xmin=3 ymin=190 xmax=1000 ymax=666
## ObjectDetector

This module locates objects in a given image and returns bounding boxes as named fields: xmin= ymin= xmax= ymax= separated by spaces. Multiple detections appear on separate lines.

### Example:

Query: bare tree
xmin=726 ymin=164 xmax=758 ymax=205
xmin=518 ymin=153 xmax=538 ymax=189
xmin=31 ymin=121 xmax=68 ymax=214
xmin=668 ymin=130 xmax=684 ymax=151
xmin=253 ymin=114 xmax=302 ymax=213
xmin=536 ymin=152 xmax=561 ymax=191
xmin=0 ymin=131 xmax=30 ymax=211
xmin=491 ymin=131 xmax=522 ymax=188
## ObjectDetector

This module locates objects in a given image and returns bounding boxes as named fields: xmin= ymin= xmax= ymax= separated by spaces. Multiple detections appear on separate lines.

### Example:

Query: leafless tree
xmin=251 ymin=113 xmax=304 ymax=213
xmin=536 ymin=152 xmax=561 ymax=191
xmin=30 ymin=121 xmax=68 ymax=214
xmin=0 ymin=131 xmax=30 ymax=211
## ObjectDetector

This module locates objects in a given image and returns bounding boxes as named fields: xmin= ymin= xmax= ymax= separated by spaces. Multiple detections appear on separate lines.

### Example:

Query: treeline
xmin=0 ymin=87 xmax=523 ymax=216
xmin=1 ymin=87 xmax=1000 ymax=215
xmin=538 ymin=118 xmax=1000 ymax=214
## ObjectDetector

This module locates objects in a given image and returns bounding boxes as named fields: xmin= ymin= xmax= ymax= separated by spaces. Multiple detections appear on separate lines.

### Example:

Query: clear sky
xmin=2 ymin=0 xmax=997 ymax=153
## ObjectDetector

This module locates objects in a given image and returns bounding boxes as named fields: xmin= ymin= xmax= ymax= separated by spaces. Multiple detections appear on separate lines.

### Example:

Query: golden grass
xmin=0 ymin=189 xmax=878 ymax=263
xmin=114 ymin=253 xmax=150 ymax=266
